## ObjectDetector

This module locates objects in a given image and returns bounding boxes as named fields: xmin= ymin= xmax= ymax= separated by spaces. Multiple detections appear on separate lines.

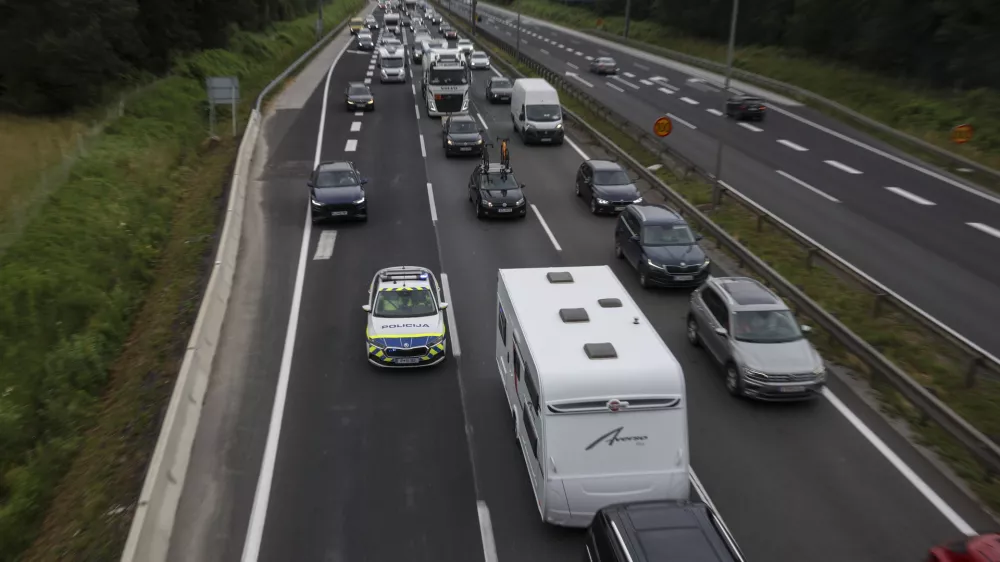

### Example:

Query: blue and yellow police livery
xmin=363 ymin=266 xmax=449 ymax=368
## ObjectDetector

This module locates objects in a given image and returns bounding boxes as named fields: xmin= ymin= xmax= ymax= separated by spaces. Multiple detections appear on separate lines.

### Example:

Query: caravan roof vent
xmin=584 ymin=342 xmax=618 ymax=359
xmin=546 ymin=271 xmax=574 ymax=284
xmin=597 ymin=298 xmax=622 ymax=308
xmin=559 ymin=308 xmax=590 ymax=323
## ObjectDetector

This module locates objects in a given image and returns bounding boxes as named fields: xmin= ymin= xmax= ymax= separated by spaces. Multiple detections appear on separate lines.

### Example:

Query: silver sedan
xmin=468 ymin=51 xmax=491 ymax=70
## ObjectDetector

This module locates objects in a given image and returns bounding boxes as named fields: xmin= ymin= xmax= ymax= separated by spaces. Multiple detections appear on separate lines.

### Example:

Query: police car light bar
xmin=380 ymin=269 xmax=430 ymax=281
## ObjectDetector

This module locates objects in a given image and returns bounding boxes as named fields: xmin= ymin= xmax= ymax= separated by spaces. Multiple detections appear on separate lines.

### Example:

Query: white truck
xmin=383 ymin=12 xmax=401 ymax=35
xmin=510 ymin=78 xmax=565 ymax=145
xmin=421 ymin=48 xmax=470 ymax=117
xmin=495 ymin=265 xmax=690 ymax=528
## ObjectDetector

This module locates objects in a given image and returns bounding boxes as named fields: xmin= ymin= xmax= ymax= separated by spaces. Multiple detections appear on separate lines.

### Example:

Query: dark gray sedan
xmin=442 ymin=114 xmax=484 ymax=156
xmin=486 ymin=76 xmax=513 ymax=103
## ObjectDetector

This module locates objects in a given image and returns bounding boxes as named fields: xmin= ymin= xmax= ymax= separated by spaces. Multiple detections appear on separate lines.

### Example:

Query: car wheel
xmin=589 ymin=197 xmax=597 ymax=214
xmin=574 ymin=182 xmax=580 ymax=196
xmin=614 ymin=241 xmax=623 ymax=259
xmin=638 ymin=263 xmax=651 ymax=288
xmin=686 ymin=315 xmax=701 ymax=347
xmin=725 ymin=364 xmax=743 ymax=397
xmin=475 ymin=200 xmax=484 ymax=219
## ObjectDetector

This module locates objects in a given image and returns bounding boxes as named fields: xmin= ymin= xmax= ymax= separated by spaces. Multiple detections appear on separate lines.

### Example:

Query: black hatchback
xmin=574 ymin=160 xmax=641 ymax=214
xmin=468 ymin=163 xmax=527 ymax=219
xmin=309 ymin=161 xmax=368 ymax=223
xmin=486 ymin=76 xmax=513 ymax=103
xmin=614 ymin=203 xmax=710 ymax=288
xmin=725 ymin=94 xmax=766 ymax=121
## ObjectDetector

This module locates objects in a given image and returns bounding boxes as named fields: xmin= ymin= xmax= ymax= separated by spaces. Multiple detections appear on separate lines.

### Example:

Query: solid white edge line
xmin=822 ymin=388 xmax=976 ymax=535
xmin=666 ymin=113 xmax=696 ymax=130
xmin=968 ymin=221 xmax=1000 ymax=240
xmin=769 ymin=104 xmax=1000 ymax=206
xmin=426 ymin=181 xmax=438 ymax=223
xmin=530 ymin=204 xmax=562 ymax=251
xmin=440 ymin=274 xmax=462 ymax=358
xmin=414 ymin=103 xmax=420 ymax=120
xmin=775 ymin=170 xmax=840 ymax=203
xmin=885 ymin=186 xmax=936 ymax=206
xmin=477 ymin=500 xmax=498 ymax=562
xmin=606 ymin=82 xmax=624 ymax=93
xmin=566 ymin=137 xmax=589 ymax=160
xmin=419 ymin=134 xmax=427 ymax=158
xmin=688 ymin=469 xmax=742 ymax=558
xmin=240 ymin=28 xmax=350 ymax=562
xmin=476 ymin=113 xmax=489 ymax=130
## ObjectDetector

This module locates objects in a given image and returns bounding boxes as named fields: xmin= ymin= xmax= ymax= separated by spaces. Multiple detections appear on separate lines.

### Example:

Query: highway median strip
xmin=1 ymin=2 xmax=364 ymax=561
xmin=439 ymin=3 xmax=1000 ymax=516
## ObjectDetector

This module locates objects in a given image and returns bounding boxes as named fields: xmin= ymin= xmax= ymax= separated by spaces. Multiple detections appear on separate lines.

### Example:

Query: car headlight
xmin=354 ymin=196 xmax=365 ymax=204
xmin=526 ymin=124 xmax=535 ymax=131
xmin=742 ymin=366 xmax=767 ymax=379
xmin=367 ymin=338 xmax=385 ymax=350
xmin=813 ymin=364 xmax=827 ymax=381
xmin=699 ymin=258 xmax=711 ymax=270
xmin=632 ymin=197 xmax=643 ymax=203
xmin=447 ymin=138 xmax=454 ymax=145
xmin=645 ymin=258 xmax=665 ymax=270
xmin=347 ymin=100 xmax=356 ymax=104
xmin=596 ymin=197 xmax=608 ymax=205
xmin=515 ymin=197 xmax=525 ymax=205
xmin=367 ymin=99 xmax=373 ymax=104
xmin=555 ymin=123 xmax=563 ymax=129
xmin=476 ymin=138 xmax=483 ymax=144
xmin=428 ymin=334 xmax=446 ymax=346
xmin=481 ymin=199 xmax=492 ymax=207
xmin=310 ymin=198 xmax=323 ymax=207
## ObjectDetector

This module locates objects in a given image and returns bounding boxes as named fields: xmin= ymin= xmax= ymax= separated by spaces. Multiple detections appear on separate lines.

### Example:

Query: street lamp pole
xmin=516 ymin=11 xmax=522 ymax=62
xmin=623 ymin=0 xmax=632 ymax=39
xmin=472 ymin=0 xmax=477 ymax=35
xmin=316 ymin=0 xmax=324 ymax=41
xmin=711 ymin=0 xmax=739 ymax=207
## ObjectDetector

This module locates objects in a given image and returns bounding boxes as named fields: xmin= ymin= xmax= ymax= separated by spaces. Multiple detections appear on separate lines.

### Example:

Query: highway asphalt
xmin=169 ymin=7 xmax=1000 ymax=562
xmin=445 ymin=2 xmax=1000 ymax=361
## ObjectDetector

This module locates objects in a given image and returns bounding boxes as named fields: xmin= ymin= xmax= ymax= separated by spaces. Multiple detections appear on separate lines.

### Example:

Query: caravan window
xmin=497 ymin=301 xmax=508 ymax=345
xmin=513 ymin=344 xmax=521 ymax=382
xmin=524 ymin=365 xmax=540 ymax=414
xmin=522 ymin=403 xmax=540 ymax=459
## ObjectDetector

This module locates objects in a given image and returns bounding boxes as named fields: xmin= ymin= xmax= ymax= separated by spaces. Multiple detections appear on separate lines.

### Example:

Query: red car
xmin=929 ymin=534 xmax=1000 ymax=562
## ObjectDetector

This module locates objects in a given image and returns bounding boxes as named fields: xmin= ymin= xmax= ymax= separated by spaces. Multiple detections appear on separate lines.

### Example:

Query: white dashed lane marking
xmin=825 ymin=160 xmax=863 ymax=174
xmin=777 ymin=139 xmax=808 ymax=151
xmin=681 ymin=97 xmax=699 ymax=105
xmin=968 ymin=222 xmax=1000 ymax=240
xmin=886 ymin=187 xmax=936 ymax=206
xmin=350 ymin=122 xmax=361 ymax=132
xmin=345 ymin=139 xmax=358 ymax=152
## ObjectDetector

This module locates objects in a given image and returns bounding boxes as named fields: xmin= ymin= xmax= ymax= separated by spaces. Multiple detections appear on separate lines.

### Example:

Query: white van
xmin=495 ymin=266 xmax=689 ymax=528
xmin=510 ymin=78 xmax=565 ymax=145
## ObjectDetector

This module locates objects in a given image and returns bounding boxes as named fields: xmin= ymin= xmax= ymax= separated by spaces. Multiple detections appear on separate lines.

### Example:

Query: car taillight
xmin=740 ymin=105 xmax=746 ymax=110
xmin=434 ymin=94 xmax=443 ymax=100
xmin=759 ymin=105 xmax=766 ymax=110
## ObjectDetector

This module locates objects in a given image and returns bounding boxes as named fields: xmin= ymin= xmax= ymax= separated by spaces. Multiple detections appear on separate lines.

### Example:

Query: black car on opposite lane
xmin=442 ymin=114 xmax=484 ymax=156
xmin=345 ymin=82 xmax=374 ymax=111
xmin=725 ymin=94 xmax=767 ymax=121
xmin=486 ymin=76 xmax=513 ymax=103
xmin=614 ymin=203 xmax=710 ymax=288
xmin=469 ymin=162 xmax=527 ymax=219
xmin=309 ymin=161 xmax=369 ymax=223
xmin=574 ymin=159 xmax=642 ymax=214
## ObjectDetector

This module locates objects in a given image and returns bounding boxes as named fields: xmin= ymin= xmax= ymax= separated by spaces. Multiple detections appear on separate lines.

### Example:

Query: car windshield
xmin=348 ymin=85 xmax=369 ymax=96
xmin=373 ymin=288 xmax=438 ymax=318
xmin=383 ymin=57 xmax=404 ymax=68
xmin=384 ymin=40 xmax=401 ymax=47
xmin=491 ymin=79 xmax=512 ymax=88
xmin=525 ymin=104 xmax=561 ymax=122
xmin=472 ymin=53 xmax=488 ymax=60
xmin=315 ymin=169 xmax=359 ymax=187
xmin=429 ymin=68 xmax=468 ymax=85
xmin=449 ymin=120 xmax=477 ymax=133
xmin=482 ymin=173 xmax=519 ymax=190
xmin=458 ymin=41 xmax=472 ymax=46
xmin=593 ymin=169 xmax=630 ymax=185
xmin=732 ymin=310 xmax=803 ymax=343
xmin=598 ymin=57 xmax=616 ymax=64
xmin=641 ymin=224 xmax=696 ymax=245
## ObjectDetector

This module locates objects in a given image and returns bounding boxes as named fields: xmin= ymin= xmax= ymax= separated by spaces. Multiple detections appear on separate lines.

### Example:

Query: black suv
xmin=585 ymin=501 xmax=745 ymax=562
xmin=486 ymin=76 xmax=513 ymax=103
xmin=309 ymin=161 xmax=368 ymax=223
xmin=575 ymin=160 xmax=642 ymax=214
xmin=442 ymin=114 xmax=484 ymax=156
xmin=614 ymin=203 xmax=710 ymax=288
xmin=725 ymin=94 xmax=766 ymax=121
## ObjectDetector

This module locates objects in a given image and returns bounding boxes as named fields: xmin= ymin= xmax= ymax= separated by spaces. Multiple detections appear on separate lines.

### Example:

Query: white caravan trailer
xmin=495 ymin=266 xmax=689 ymax=528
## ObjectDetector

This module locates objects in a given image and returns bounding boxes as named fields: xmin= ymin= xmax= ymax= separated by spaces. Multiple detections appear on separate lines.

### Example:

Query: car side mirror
xmin=519 ymin=112 xmax=525 ymax=121
xmin=629 ymin=235 xmax=639 ymax=242
xmin=439 ymin=302 xmax=449 ymax=310
xmin=520 ymin=183 xmax=526 ymax=189
xmin=306 ymin=180 xmax=314 ymax=188
xmin=361 ymin=177 xmax=369 ymax=184
xmin=362 ymin=304 xmax=372 ymax=312
xmin=714 ymin=327 xmax=727 ymax=337
xmin=801 ymin=325 xmax=813 ymax=333
xmin=479 ymin=128 xmax=484 ymax=133
xmin=695 ymin=233 xmax=703 ymax=241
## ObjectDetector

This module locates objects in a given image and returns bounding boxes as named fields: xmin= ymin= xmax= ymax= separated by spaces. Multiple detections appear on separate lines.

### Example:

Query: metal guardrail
xmin=435 ymin=1 xmax=1000 ymax=475
xmin=122 ymin=11 xmax=359 ymax=562
xmin=471 ymin=2 xmax=1000 ymax=190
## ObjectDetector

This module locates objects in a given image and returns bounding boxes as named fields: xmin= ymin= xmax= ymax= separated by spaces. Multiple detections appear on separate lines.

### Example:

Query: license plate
xmin=395 ymin=357 xmax=421 ymax=364
xmin=540 ymin=138 xmax=552 ymax=143
xmin=460 ymin=147 xmax=471 ymax=151
xmin=614 ymin=206 xmax=626 ymax=211
xmin=780 ymin=386 xmax=805 ymax=393
xmin=674 ymin=275 xmax=694 ymax=281
xmin=331 ymin=211 xmax=349 ymax=216
xmin=497 ymin=208 xmax=513 ymax=213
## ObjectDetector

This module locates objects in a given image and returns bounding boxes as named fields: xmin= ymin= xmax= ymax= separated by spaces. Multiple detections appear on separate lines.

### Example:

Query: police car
xmin=363 ymin=266 xmax=449 ymax=367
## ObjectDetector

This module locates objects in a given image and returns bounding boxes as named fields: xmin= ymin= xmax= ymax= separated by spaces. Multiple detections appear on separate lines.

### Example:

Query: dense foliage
xmin=0 ymin=0 xmax=327 ymax=113
xmin=499 ymin=0 xmax=1000 ymax=92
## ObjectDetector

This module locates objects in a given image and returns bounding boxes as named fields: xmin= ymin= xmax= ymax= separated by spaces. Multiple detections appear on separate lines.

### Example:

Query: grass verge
xmin=443 ymin=5 xmax=1000 ymax=515
xmin=0 ymin=1 xmax=364 ymax=560
xmin=480 ymin=0 xmax=1000 ymax=192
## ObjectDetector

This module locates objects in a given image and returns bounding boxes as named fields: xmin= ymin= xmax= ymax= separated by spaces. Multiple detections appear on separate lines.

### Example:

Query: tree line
xmin=522 ymin=0 xmax=1000 ymax=93
xmin=0 ymin=0 xmax=325 ymax=113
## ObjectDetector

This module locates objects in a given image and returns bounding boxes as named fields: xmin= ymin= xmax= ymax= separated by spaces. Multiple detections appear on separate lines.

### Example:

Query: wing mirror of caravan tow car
xmin=362 ymin=304 xmax=372 ymax=312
